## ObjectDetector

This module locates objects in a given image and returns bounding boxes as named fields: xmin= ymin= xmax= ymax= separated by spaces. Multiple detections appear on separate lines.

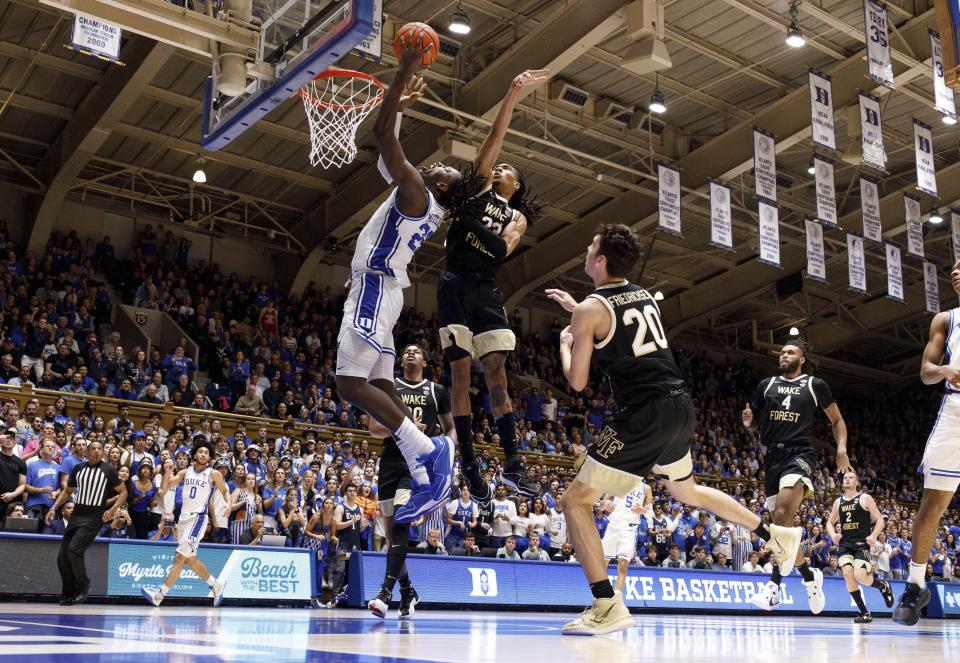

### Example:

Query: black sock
xmin=497 ymin=414 xmax=518 ymax=465
xmin=871 ymin=578 xmax=886 ymax=590
xmin=590 ymin=579 xmax=615 ymax=599
xmin=770 ymin=564 xmax=782 ymax=585
xmin=454 ymin=415 xmax=475 ymax=466
xmin=382 ymin=521 xmax=410 ymax=594
xmin=850 ymin=588 xmax=867 ymax=613
xmin=797 ymin=562 xmax=814 ymax=583
xmin=753 ymin=523 xmax=771 ymax=541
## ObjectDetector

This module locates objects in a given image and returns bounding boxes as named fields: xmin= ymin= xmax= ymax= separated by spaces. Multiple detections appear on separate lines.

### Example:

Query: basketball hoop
xmin=299 ymin=69 xmax=385 ymax=169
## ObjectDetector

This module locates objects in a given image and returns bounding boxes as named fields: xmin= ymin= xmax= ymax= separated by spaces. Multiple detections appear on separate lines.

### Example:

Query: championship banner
xmin=864 ymin=0 xmax=894 ymax=87
xmin=814 ymin=155 xmax=838 ymax=226
xmin=753 ymin=128 xmax=778 ymax=202
xmin=805 ymin=218 xmax=827 ymax=283
xmin=809 ymin=69 xmax=837 ymax=150
xmin=758 ymin=199 xmax=781 ymax=268
xmin=859 ymin=91 xmax=887 ymax=171
xmin=913 ymin=118 xmax=938 ymax=196
xmin=886 ymin=243 xmax=904 ymax=303
xmin=931 ymin=30 xmax=958 ymax=121
xmin=953 ymin=209 xmax=960 ymax=262
xmin=860 ymin=176 xmax=882 ymax=242
xmin=848 ymin=233 xmax=868 ymax=294
xmin=924 ymin=260 xmax=941 ymax=314
xmin=710 ymin=179 xmax=734 ymax=250
xmin=904 ymin=193 xmax=925 ymax=258
xmin=353 ymin=0 xmax=383 ymax=61
xmin=657 ymin=162 xmax=682 ymax=236
xmin=70 ymin=14 xmax=122 ymax=63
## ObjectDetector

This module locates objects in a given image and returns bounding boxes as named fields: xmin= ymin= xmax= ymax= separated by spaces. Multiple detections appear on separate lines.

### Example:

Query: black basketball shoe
xmin=893 ymin=582 xmax=931 ymax=626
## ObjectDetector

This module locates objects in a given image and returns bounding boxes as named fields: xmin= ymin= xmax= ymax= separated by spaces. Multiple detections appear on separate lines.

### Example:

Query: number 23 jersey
xmin=750 ymin=374 xmax=834 ymax=448
xmin=588 ymin=280 xmax=684 ymax=407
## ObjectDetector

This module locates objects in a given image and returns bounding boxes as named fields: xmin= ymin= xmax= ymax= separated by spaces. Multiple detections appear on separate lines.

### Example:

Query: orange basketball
xmin=393 ymin=22 xmax=440 ymax=67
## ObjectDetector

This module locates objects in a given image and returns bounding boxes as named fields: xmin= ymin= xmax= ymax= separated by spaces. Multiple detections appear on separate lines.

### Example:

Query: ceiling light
xmin=449 ymin=3 xmax=470 ymax=35
xmin=785 ymin=2 xmax=805 ymax=48
xmin=788 ymin=326 xmax=800 ymax=336
xmin=943 ymin=114 xmax=958 ymax=126
xmin=930 ymin=207 xmax=944 ymax=224
xmin=653 ymin=291 xmax=664 ymax=301
xmin=192 ymin=157 xmax=207 ymax=184
xmin=648 ymin=73 xmax=667 ymax=114
xmin=807 ymin=160 xmax=816 ymax=175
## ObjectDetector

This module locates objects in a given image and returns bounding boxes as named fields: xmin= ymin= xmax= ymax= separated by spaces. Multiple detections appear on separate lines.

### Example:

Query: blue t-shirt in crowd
xmin=25 ymin=460 xmax=60 ymax=507
xmin=262 ymin=485 xmax=286 ymax=517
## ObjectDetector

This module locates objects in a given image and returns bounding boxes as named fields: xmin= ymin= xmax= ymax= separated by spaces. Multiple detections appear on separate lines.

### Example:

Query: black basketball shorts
xmin=763 ymin=444 xmax=816 ymax=510
xmin=437 ymin=270 xmax=515 ymax=360
xmin=378 ymin=439 xmax=411 ymax=518
xmin=837 ymin=543 xmax=873 ymax=572
xmin=578 ymin=391 xmax=696 ymax=498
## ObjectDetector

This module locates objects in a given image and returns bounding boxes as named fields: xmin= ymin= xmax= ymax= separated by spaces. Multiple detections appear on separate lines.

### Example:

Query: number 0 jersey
xmin=383 ymin=378 xmax=451 ymax=455
xmin=750 ymin=374 xmax=834 ymax=449
xmin=588 ymin=280 xmax=684 ymax=407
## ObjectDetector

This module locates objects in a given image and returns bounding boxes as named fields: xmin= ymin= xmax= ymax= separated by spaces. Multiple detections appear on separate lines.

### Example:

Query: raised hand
xmin=399 ymin=75 xmax=426 ymax=111
xmin=835 ymin=450 xmax=853 ymax=475
xmin=511 ymin=69 xmax=550 ymax=90
xmin=741 ymin=403 xmax=753 ymax=427
xmin=398 ymin=34 xmax=431 ymax=73
xmin=545 ymin=288 xmax=578 ymax=313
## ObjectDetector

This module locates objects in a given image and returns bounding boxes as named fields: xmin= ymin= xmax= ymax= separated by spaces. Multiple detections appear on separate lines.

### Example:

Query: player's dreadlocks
xmin=441 ymin=165 xmax=543 ymax=228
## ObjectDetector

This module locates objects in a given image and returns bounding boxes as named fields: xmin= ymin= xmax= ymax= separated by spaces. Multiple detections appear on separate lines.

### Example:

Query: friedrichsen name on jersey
xmin=605 ymin=289 xmax=655 ymax=307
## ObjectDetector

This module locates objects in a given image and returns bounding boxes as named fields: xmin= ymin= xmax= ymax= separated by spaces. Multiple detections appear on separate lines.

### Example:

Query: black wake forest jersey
xmin=750 ymin=374 xmax=834 ymax=448
xmin=588 ymin=281 xmax=684 ymax=406
xmin=838 ymin=493 xmax=872 ymax=549
xmin=383 ymin=378 xmax=450 ymax=455
xmin=445 ymin=187 xmax=515 ymax=280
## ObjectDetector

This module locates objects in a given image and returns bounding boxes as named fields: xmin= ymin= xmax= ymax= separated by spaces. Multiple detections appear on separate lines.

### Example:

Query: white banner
xmin=814 ymin=156 xmax=838 ymax=226
xmin=864 ymin=0 xmax=893 ymax=87
xmin=848 ymin=234 xmax=868 ymax=293
xmin=931 ymin=31 xmax=958 ymax=121
xmin=657 ymin=163 xmax=682 ymax=236
xmin=809 ymin=70 xmax=836 ymax=150
xmin=805 ymin=219 xmax=827 ymax=282
xmin=753 ymin=129 xmax=777 ymax=202
xmin=924 ymin=261 xmax=941 ymax=314
xmin=860 ymin=176 xmax=882 ymax=242
xmin=71 ymin=14 xmax=122 ymax=61
xmin=758 ymin=199 xmax=781 ymax=268
xmin=353 ymin=0 xmax=384 ymax=61
xmin=904 ymin=194 xmax=925 ymax=258
xmin=710 ymin=180 xmax=733 ymax=250
xmin=859 ymin=92 xmax=887 ymax=171
xmin=913 ymin=119 xmax=938 ymax=196
xmin=953 ymin=210 xmax=960 ymax=262
xmin=886 ymin=243 xmax=904 ymax=303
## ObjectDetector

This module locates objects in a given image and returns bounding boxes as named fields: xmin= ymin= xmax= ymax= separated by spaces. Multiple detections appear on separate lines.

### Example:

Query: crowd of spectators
xmin=3 ymin=223 xmax=960 ymax=606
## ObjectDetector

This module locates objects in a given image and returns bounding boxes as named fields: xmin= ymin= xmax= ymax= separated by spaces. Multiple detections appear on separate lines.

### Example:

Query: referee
xmin=46 ymin=439 xmax=125 ymax=606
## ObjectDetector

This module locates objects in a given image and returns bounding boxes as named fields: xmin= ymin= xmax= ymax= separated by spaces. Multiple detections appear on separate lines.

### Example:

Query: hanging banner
xmin=864 ymin=0 xmax=894 ymax=87
xmin=809 ymin=69 xmax=837 ymax=150
xmin=860 ymin=176 xmax=882 ymax=242
xmin=709 ymin=179 xmax=734 ymax=251
xmin=931 ymin=31 xmax=958 ymax=121
xmin=848 ymin=234 xmax=868 ymax=294
xmin=814 ymin=156 xmax=838 ymax=227
xmin=913 ymin=118 xmax=938 ymax=196
xmin=953 ymin=209 xmax=960 ymax=263
xmin=70 ymin=14 xmax=122 ymax=63
xmin=757 ymin=199 xmax=781 ymax=268
xmin=657 ymin=162 xmax=682 ymax=236
xmin=904 ymin=194 xmax=925 ymax=258
xmin=859 ymin=92 xmax=887 ymax=171
xmin=753 ymin=128 xmax=778 ymax=202
xmin=805 ymin=219 xmax=827 ymax=283
xmin=924 ymin=261 xmax=941 ymax=314
xmin=886 ymin=243 xmax=904 ymax=303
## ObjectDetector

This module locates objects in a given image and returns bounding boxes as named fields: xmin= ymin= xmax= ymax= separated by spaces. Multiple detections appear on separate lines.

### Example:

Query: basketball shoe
xmin=394 ymin=435 xmax=454 ymax=523
xmin=500 ymin=461 xmax=540 ymax=498
xmin=141 ymin=586 xmax=164 ymax=607
xmin=561 ymin=591 xmax=634 ymax=636
xmin=802 ymin=567 xmax=825 ymax=614
xmin=399 ymin=586 xmax=420 ymax=619
xmin=368 ymin=588 xmax=391 ymax=619
xmin=766 ymin=524 xmax=803 ymax=576
xmin=461 ymin=463 xmax=491 ymax=503
xmin=211 ymin=580 xmax=225 ymax=607
xmin=749 ymin=581 xmax=781 ymax=611
xmin=893 ymin=582 xmax=931 ymax=626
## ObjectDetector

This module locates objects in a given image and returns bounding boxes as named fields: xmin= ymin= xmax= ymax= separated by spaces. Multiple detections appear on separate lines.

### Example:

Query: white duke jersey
xmin=944 ymin=307 xmax=960 ymax=396
xmin=180 ymin=466 xmax=215 ymax=518
xmin=351 ymin=188 xmax=445 ymax=288
xmin=607 ymin=482 xmax=648 ymax=530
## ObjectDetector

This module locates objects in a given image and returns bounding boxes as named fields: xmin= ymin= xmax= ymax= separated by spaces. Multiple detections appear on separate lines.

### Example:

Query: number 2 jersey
xmin=750 ymin=374 xmax=834 ymax=449
xmin=588 ymin=280 xmax=684 ymax=407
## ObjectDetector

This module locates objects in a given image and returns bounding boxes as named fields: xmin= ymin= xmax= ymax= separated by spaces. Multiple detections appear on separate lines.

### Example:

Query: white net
xmin=299 ymin=71 xmax=384 ymax=169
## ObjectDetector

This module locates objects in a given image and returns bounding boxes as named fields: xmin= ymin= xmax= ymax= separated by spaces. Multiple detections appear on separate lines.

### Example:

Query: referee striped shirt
xmin=68 ymin=461 xmax=121 ymax=516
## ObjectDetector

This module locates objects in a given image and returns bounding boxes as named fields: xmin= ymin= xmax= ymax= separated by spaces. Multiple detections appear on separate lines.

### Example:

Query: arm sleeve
xmin=456 ymin=214 xmax=508 ymax=261
xmin=377 ymin=113 xmax=403 ymax=184
xmin=812 ymin=378 xmax=835 ymax=410
xmin=435 ymin=384 xmax=452 ymax=416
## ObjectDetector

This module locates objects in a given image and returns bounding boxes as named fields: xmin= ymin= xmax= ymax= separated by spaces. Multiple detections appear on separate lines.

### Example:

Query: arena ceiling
xmin=0 ymin=0 xmax=957 ymax=380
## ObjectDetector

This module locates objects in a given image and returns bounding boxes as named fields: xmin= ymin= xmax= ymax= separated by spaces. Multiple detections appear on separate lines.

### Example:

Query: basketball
xmin=393 ymin=22 xmax=440 ymax=67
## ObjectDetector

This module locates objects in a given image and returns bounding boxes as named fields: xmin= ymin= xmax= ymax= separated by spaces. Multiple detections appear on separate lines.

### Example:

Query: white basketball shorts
xmin=920 ymin=394 xmax=960 ymax=492
xmin=176 ymin=512 xmax=208 ymax=557
xmin=602 ymin=524 xmax=638 ymax=561
xmin=336 ymin=272 xmax=404 ymax=382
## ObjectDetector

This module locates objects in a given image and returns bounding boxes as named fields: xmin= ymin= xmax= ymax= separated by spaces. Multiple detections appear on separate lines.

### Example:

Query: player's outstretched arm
xmin=922 ymin=311 xmax=954 ymax=385
xmin=372 ymin=37 xmax=431 ymax=217
xmin=823 ymin=403 xmax=850 ymax=474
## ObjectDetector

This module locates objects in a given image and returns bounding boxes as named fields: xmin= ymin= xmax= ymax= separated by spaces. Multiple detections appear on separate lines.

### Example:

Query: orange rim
xmin=298 ymin=67 xmax=385 ymax=111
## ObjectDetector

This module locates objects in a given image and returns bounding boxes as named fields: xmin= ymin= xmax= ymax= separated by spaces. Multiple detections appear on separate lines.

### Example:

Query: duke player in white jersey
xmin=601 ymin=481 xmax=650 ymax=592
xmin=895 ymin=260 xmax=960 ymax=625
xmin=335 ymin=38 xmax=462 ymax=525
xmin=142 ymin=440 xmax=230 ymax=607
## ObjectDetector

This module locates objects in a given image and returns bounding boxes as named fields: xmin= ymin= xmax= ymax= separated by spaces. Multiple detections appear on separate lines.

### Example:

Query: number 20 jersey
xmin=587 ymin=281 xmax=684 ymax=407
xmin=750 ymin=374 xmax=834 ymax=449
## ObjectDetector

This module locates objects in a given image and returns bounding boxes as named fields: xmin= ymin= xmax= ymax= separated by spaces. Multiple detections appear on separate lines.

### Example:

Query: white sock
xmin=909 ymin=561 xmax=927 ymax=588
xmin=159 ymin=584 xmax=170 ymax=596
xmin=207 ymin=576 xmax=218 ymax=588
xmin=393 ymin=418 xmax=433 ymax=484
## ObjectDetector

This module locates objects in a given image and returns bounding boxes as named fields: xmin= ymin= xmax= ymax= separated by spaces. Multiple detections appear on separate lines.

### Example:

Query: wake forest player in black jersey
xmin=742 ymin=341 xmax=850 ymax=614
xmin=366 ymin=344 xmax=455 ymax=619
xmin=546 ymin=224 xmax=804 ymax=636
xmin=826 ymin=470 xmax=894 ymax=623
xmin=437 ymin=68 xmax=549 ymax=501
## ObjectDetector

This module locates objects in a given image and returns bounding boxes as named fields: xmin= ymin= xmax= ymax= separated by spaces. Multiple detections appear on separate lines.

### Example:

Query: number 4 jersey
xmin=588 ymin=280 xmax=685 ymax=406
xmin=750 ymin=374 xmax=835 ymax=448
